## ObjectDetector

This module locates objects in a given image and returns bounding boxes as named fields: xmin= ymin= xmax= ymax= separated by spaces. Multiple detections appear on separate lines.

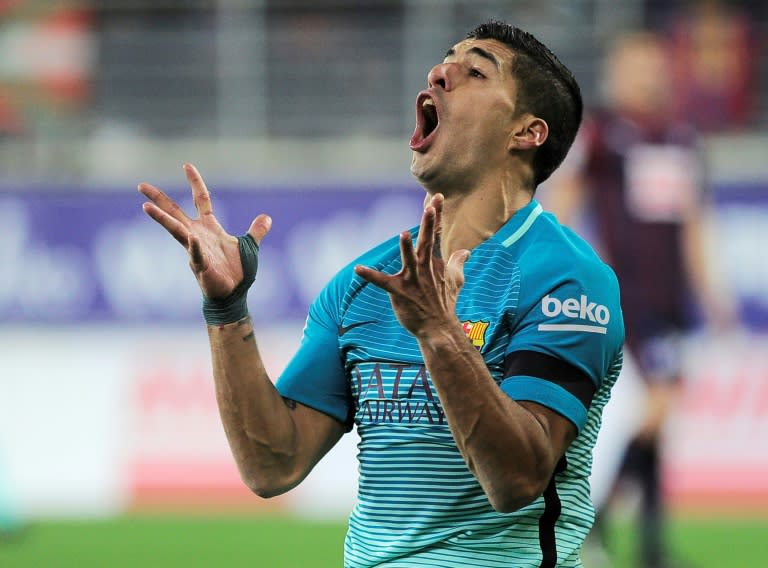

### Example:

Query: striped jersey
xmin=276 ymin=199 xmax=624 ymax=567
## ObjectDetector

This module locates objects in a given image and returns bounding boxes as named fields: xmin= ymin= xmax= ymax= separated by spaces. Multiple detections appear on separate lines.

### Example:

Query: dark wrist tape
xmin=202 ymin=233 xmax=259 ymax=325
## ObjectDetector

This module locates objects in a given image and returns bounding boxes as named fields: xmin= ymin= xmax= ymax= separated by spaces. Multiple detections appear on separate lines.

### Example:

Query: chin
xmin=410 ymin=164 xmax=435 ymax=188
xmin=410 ymin=152 xmax=439 ymax=184
xmin=409 ymin=157 xmax=426 ymax=182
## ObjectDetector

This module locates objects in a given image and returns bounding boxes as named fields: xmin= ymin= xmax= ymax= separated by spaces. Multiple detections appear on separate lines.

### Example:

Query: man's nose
xmin=427 ymin=63 xmax=453 ymax=90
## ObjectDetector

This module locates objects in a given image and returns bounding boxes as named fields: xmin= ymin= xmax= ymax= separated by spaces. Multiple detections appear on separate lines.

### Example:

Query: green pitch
xmin=0 ymin=513 xmax=765 ymax=567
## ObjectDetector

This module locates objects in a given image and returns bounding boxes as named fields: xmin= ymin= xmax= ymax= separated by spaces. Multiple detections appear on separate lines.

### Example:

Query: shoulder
xmin=516 ymin=210 xmax=621 ymax=321
xmin=523 ymin=211 xmax=614 ymax=276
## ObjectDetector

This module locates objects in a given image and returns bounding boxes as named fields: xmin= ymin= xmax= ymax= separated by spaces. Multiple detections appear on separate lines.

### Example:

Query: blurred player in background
xmin=139 ymin=21 xmax=624 ymax=567
xmin=546 ymin=30 xmax=733 ymax=568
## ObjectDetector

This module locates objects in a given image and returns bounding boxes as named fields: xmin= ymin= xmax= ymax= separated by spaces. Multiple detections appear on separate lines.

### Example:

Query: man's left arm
xmin=415 ymin=325 xmax=576 ymax=512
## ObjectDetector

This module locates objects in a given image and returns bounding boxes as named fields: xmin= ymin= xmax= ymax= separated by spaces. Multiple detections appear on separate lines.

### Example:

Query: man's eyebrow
xmin=444 ymin=46 xmax=501 ymax=69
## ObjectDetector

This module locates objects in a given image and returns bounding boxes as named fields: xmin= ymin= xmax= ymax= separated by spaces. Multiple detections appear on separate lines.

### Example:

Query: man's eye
xmin=469 ymin=68 xmax=485 ymax=78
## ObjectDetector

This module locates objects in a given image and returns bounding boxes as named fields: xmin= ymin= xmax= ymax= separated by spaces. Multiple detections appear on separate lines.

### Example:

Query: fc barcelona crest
xmin=461 ymin=320 xmax=490 ymax=349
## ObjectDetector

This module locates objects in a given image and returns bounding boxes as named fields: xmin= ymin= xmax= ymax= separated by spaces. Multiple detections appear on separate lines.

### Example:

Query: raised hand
xmin=138 ymin=163 xmax=271 ymax=300
xmin=354 ymin=193 xmax=470 ymax=338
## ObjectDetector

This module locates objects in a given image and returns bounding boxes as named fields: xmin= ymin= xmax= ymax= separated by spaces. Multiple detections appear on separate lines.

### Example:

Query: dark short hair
xmin=467 ymin=20 xmax=583 ymax=188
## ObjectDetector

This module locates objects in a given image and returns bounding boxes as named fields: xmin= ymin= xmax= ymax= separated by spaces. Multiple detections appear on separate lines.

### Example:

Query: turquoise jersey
xmin=276 ymin=199 xmax=624 ymax=568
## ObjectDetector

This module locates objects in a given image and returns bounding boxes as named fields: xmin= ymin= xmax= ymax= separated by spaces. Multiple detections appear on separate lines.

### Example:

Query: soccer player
xmin=139 ymin=21 xmax=624 ymax=567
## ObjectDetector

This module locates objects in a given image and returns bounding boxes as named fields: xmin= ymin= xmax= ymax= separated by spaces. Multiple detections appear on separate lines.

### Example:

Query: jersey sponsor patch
xmin=538 ymin=294 xmax=609 ymax=334
xmin=352 ymin=362 xmax=446 ymax=426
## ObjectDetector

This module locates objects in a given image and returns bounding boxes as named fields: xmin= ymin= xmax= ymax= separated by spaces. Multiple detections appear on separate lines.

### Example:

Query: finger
xmin=142 ymin=201 xmax=191 ymax=246
xmin=430 ymin=192 xmax=445 ymax=212
xmin=399 ymin=230 xmax=419 ymax=275
xmin=354 ymin=264 xmax=395 ymax=292
xmin=183 ymin=163 xmax=214 ymax=217
xmin=415 ymin=205 xmax=435 ymax=263
xmin=138 ymin=182 xmax=191 ymax=226
xmin=247 ymin=213 xmax=273 ymax=246
xmin=431 ymin=193 xmax=444 ymax=259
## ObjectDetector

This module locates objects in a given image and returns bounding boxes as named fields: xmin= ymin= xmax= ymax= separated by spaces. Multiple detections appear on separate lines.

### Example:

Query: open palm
xmin=138 ymin=163 xmax=271 ymax=299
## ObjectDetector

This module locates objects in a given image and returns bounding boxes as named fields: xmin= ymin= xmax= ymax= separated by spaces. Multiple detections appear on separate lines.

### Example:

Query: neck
xmin=429 ymin=175 xmax=533 ymax=258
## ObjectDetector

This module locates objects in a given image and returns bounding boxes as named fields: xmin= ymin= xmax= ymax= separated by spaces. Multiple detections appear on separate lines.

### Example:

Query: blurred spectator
xmin=666 ymin=0 xmax=759 ymax=133
xmin=545 ymin=30 xmax=734 ymax=568
xmin=0 ymin=1 xmax=93 ymax=138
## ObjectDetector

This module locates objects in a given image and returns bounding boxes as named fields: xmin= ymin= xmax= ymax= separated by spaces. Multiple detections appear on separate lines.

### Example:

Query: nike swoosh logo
xmin=339 ymin=320 xmax=377 ymax=336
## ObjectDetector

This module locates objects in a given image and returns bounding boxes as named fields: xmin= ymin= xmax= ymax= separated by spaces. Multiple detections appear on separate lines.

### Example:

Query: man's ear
xmin=508 ymin=116 xmax=549 ymax=151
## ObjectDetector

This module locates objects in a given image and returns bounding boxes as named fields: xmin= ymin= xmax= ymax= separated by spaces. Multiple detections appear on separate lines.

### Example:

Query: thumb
xmin=446 ymin=249 xmax=470 ymax=288
xmin=248 ymin=213 xmax=272 ymax=245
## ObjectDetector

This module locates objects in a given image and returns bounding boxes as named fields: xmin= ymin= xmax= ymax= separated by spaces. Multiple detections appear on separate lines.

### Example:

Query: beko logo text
xmin=539 ymin=295 xmax=610 ymax=334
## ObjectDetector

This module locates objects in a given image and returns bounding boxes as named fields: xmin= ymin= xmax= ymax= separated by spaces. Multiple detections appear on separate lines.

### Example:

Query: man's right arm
xmin=208 ymin=316 xmax=345 ymax=498
xmin=138 ymin=163 xmax=344 ymax=498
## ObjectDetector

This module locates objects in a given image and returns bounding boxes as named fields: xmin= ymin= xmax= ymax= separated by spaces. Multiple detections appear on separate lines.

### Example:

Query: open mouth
xmin=410 ymin=93 xmax=440 ymax=152
xmin=421 ymin=97 xmax=438 ymax=137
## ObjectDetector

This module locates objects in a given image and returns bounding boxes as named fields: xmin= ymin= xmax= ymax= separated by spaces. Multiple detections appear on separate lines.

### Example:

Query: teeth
xmin=422 ymin=98 xmax=435 ymax=108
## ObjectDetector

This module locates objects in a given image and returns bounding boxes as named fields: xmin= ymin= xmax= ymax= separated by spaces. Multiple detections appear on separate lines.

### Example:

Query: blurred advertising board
xmin=666 ymin=332 xmax=768 ymax=511
xmin=0 ymin=325 xmax=359 ymax=518
xmin=712 ymin=180 xmax=768 ymax=330
xmin=0 ymin=184 xmax=424 ymax=324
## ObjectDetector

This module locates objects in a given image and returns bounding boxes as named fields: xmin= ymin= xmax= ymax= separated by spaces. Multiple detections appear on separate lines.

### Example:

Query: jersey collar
xmin=492 ymin=199 xmax=544 ymax=248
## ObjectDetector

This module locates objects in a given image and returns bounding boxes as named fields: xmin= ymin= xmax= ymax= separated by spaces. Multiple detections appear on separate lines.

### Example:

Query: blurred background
xmin=0 ymin=1 xmax=766 ymax=566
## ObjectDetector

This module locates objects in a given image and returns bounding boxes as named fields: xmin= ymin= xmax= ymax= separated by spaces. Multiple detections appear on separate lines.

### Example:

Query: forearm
xmin=207 ymin=316 xmax=302 ymax=497
xmin=417 ymin=325 xmax=557 ymax=512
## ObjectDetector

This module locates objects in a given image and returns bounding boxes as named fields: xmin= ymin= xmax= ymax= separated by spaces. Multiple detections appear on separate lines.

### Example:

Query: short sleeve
xmin=275 ymin=276 xmax=354 ymax=430
xmin=501 ymin=256 xmax=624 ymax=431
